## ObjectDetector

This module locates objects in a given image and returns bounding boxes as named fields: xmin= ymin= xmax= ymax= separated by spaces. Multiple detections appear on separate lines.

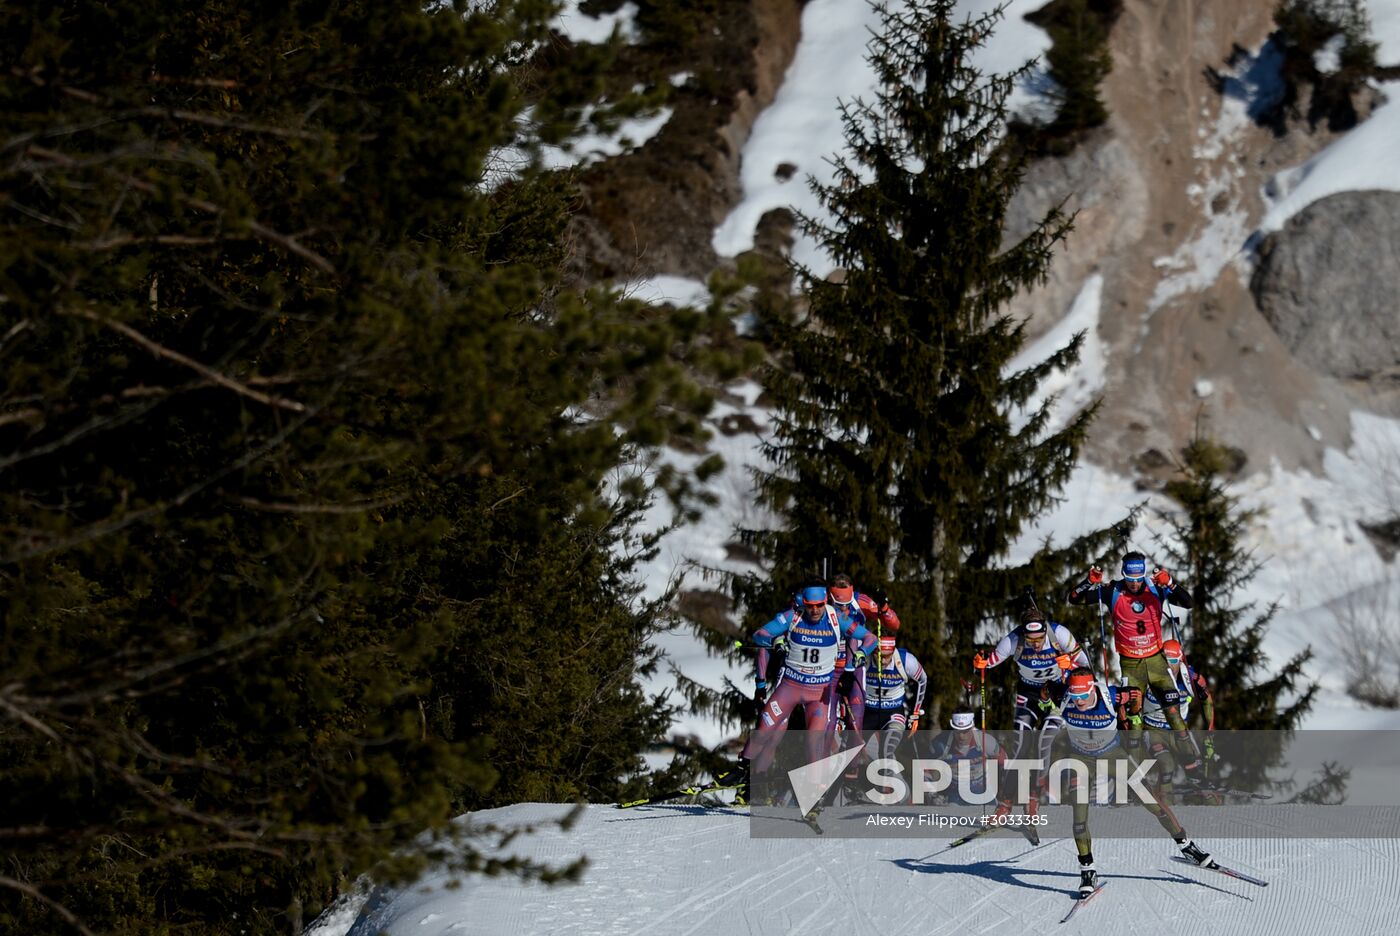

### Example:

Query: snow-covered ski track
xmin=319 ymin=805 xmax=1400 ymax=936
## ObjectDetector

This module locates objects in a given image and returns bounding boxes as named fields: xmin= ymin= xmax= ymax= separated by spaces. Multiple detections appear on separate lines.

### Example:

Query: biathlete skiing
xmin=738 ymin=581 xmax=876 ymax=804
xmin=1055 ymin=667 xmax=1215 ymax=898
xmin=1067 ymin=551 xmax=1209 ymax=783
xmin=973 ymin=605 xmax=1091 ymax=819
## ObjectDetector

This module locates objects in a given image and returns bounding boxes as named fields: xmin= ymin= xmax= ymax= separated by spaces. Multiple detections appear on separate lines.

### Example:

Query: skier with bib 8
xmin=1066 ymin=551 xmax=1208 ymax=782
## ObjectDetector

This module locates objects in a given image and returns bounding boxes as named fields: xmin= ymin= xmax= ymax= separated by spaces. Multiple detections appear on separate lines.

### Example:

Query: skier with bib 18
xmin=1066 ymin=551 xmax=1208 ymax=783
xmin=1056 ymin=667 xmax=1215 ymax=897
xmin=739 ymin=582 xmax=877 ymax=800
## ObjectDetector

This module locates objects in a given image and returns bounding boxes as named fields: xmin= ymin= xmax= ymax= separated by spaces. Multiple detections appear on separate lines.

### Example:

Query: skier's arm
xmin=753 ymin=613 xmax=792 ymax=684
xmin=845 ymin=621 xmax=877 ymax=658
xmin=905 ymin=651 xmax=928 ymax=714
xmin=1066 ymin=578 xmax=1104 ymax=606
xmin=1193 ymin=668 xmax=1215 ymax=731
xmin=1152 ymin=569 xmax=1195 ymax=609
xmin=1052 ymin=624 xmax=1092 ymax=669
xmin=1165 ymin=586 xmax=1194 ymax=610
xmin=1112 ymin=686 xmax=1144 ymax=728
xmin=980 ymin=632 xmax=1018 ymax=669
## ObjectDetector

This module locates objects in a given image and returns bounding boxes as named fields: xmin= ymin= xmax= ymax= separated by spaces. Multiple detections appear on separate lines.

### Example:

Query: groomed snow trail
xmin=322 ymin=804 xmax=1398 ymax=936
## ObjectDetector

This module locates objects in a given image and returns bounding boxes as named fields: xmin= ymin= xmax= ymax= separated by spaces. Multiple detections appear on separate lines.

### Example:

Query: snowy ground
xmin=316 ymin=803 xmax=1399 ymax=936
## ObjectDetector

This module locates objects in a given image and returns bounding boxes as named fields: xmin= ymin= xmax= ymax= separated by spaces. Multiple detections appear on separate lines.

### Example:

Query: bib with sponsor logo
xmin=865 ymin=649 xmax=911 ymax=710
xmin=1111 ymin=586 xmax=1168 ymax=659
xmin=781 ymin=607 xmax=842 ymax=685
xmin=1015 ymin=643 xmax=1063 ymax=685
xmin=1062 ymin=682 xmax=1122 ymax=756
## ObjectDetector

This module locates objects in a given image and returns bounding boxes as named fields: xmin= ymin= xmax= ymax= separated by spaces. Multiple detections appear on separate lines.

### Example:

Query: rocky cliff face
xmin=567 ymin=0 xmax=803 ymax=282
xmin=567 ymin=0 xmax=1399 ymax=481
xmin=1252 ymin=190 xmax=1400 ymax=384
xmin=1003 ymin=0 xmax=1395 ymax=478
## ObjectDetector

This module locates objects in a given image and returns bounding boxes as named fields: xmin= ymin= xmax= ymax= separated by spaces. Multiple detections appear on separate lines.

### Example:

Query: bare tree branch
xmin=0 ymin=875 xmax=96 ymax=936
xmin=232 ymin=492 xmax=408 ymax=514
xmin=59 ymin=306 xmax=307 ymax=413
xmin=76 ymin=234 xmax=220 ymax=251
xmin=24 ymin=145 xmax=336 ymax=273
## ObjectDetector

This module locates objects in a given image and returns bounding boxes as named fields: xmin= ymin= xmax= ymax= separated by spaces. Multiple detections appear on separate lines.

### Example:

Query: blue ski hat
xmin=1121 ymin=554 xmax=1147 ymax=581
xmin=800 ymin=585 xmax=828 ymax=605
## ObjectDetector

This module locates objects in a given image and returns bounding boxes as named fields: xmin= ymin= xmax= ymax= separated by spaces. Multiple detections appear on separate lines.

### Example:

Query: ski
xmin=1163 ymin=869 xmax=1253 ymax=900
xmin=1060 ymin=884 xmax=1106 ymax=923
xmin=938 ymin=823 xmax=997 ymax=853
xmin=928 ymin=819 xmax=1041 ymax=855
xmin=914 ymin=825 xmax=990 ymax=861
xmin=1170 ymin=855 xmax=1269 ymax=887
xmin=616 ymin=782 xmax=741 ymax=809
xmin=1178 ymin=781 xmax=1271 ymax=800
xmin=1002 ymin=841 xmax=1051 ymax=864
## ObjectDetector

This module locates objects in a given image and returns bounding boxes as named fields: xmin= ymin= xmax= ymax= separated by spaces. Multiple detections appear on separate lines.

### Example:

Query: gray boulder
xmin=1252 ymin=191 xmax=1400 ymax=381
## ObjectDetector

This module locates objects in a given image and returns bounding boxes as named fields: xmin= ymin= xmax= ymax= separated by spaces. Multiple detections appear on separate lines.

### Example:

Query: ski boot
xmin=731 ymin=758 xmax=750 ymax=807
xmin=1178 ymin=837 xmax=1214 ymax=867
xmin=1078 ymin=854 xmax=1099 ymax=897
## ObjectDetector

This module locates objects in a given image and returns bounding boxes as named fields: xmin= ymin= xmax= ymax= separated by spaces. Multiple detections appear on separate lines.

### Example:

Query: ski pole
xmin=1097 ymin=585 xmax=1110 ymax=680
xmin=1163 ymin=585 xmax=1183 ymax=645
xmin=979 ymin=663 xmax=987 ymax=813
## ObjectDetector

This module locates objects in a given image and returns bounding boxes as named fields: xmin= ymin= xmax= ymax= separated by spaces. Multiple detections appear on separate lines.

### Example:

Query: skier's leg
xmin=1000 ymin=686 xmax=1043 ymax=813
xmin=1143 ymin=652 xmax=1205 ymax=779
xmin=1118 ymin=656 xmax=1149 ymax=754
xmin=861 ymin=707 xmax=891 ymax=763
xmin=821 ymin=667 xmax=841 ymax=754
xmin=1123 ymin=750 xmax=1189 ymax=839
xmin=1033 ymin=713 xmax=1064 ymax=809
xmin=746 ymin=680 xmax=803 ymax=773
xmin=802 ymin=689 xmax=832 ymax=766
xmin=1011 ymin=688 xmax=1039 ymax=760
xmin=845 ymin=668 xmax=867 ymax=751
xmin=1147 ymin=729 xmax=1178 ymax=798
xmin=880 ymin=712 xmax=907 ymax=763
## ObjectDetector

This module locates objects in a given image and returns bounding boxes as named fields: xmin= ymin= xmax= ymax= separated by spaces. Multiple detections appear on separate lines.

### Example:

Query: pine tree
xmin=1034 ymin=0 xmax=1118 ymax=138
xmin=0 ymin=1 xmax=730 ymax=932
xmin=1160 ymin=434 xmax=1317 ymax=731
xmin=1272 ymin=0 xmax=1380 ymax=131
xmin=736 ymin=0 xmax=1112 ymax=724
